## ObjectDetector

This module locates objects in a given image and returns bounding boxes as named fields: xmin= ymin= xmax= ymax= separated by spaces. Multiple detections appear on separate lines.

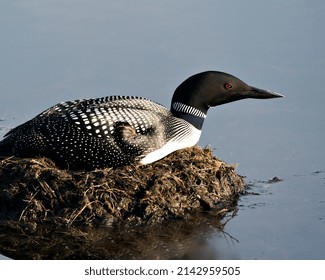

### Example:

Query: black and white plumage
xmin=0 ymin=71 xmax=283 ymax=170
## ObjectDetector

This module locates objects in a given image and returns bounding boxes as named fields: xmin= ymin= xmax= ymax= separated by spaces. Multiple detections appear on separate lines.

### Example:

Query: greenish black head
xmin=171 ymin=71 xmax=283 ymax=114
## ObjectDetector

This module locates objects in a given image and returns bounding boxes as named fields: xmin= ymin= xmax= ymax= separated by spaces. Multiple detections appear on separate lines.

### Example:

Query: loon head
xmin=171 ymin=71 xmax=283 ymax=115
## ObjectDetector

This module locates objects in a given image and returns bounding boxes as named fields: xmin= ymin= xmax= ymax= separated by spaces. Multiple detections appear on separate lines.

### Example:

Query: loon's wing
xmin=58 ymin=96 xmax=170 ymax=156
xmin=48 ymin=96 xmax=169 ymax=138
xmin=3 ymin=96 xmax=167 ymax=137
xmin=38 ymin=96 xmax=167 ymax=116
xmin=0 ymin=96 xmax=171 ymax=169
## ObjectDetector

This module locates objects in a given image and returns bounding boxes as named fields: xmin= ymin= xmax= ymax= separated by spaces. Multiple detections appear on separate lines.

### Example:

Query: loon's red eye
xmin=224 ymin=83 xmax=232 ymax=90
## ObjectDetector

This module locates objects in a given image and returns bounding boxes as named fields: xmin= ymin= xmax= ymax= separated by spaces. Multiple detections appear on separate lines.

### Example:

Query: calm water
xmin=0 ymin=0 xmax=324 ymax=259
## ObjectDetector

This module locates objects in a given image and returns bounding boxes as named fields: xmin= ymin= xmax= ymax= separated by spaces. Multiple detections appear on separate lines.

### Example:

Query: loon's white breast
xmin=140 ymin=122 xmax=201 ymax=165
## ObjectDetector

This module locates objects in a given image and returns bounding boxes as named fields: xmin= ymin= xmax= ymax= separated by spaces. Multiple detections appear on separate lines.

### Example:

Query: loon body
xmin=0 ymin=71 xmax=283 ymax=170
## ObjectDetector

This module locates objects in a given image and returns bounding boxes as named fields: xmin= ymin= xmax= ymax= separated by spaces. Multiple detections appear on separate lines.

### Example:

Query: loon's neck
xmin=171 ymin=102 xmax=207 ymax=130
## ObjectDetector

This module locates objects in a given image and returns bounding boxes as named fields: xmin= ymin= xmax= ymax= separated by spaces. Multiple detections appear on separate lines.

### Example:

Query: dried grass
xmin=0 ymin=146 xmax=245 ymax=228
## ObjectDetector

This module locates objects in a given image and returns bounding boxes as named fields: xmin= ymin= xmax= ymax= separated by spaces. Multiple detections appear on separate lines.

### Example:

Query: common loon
xmin=0 ymin=71 xmax=283 ymax=170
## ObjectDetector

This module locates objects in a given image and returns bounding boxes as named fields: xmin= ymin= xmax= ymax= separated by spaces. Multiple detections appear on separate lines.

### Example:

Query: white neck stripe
xmin=172 ymin=102 xmax=207 ymax=119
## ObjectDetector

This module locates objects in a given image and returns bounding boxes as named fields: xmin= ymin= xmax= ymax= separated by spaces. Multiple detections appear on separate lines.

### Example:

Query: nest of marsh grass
xmin=0 ymin=146 xmax=245 ymax=228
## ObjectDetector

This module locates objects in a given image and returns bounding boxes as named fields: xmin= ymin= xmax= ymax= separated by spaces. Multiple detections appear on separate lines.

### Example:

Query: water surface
xmin=1 ymin=0 xmax=324 ymax=259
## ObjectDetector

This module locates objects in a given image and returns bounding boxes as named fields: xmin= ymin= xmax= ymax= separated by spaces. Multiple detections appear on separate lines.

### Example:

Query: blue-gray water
xmin=0 ymin=0 xmax=324 ymax=259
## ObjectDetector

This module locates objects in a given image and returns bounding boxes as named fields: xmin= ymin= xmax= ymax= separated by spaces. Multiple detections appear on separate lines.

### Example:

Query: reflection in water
xmin=0 ymin=210 xmax=238 ymax=260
